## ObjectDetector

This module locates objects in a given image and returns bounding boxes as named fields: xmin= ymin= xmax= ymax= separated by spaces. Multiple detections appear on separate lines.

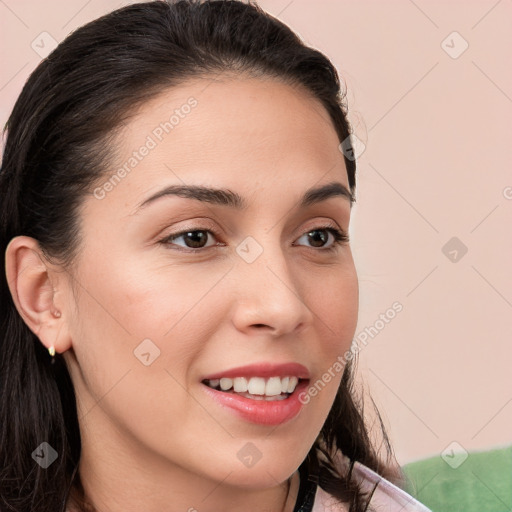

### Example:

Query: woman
xmin=0 ymin=1 xmax=432 ymax=511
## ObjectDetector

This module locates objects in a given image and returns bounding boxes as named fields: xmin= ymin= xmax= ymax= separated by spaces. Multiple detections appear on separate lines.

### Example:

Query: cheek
xmin=300 ymin=265 xmax=358 ymax=407
xmin=69 ymin=251 xmax=228 ymax=402
xmin=310 ymin=263 xmax=359 ymax=353
xmin=67 ymin=258 xmax=212 ymax=453
xmin=114 ymin=257 xmax=228 ymax=339
xmin=75 ymin=247 xmax=217 ymax=343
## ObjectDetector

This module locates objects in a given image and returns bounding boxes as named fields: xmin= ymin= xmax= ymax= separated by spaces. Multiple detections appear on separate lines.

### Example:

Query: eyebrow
xmin=133 ymin=181 xmax=354 ymax=213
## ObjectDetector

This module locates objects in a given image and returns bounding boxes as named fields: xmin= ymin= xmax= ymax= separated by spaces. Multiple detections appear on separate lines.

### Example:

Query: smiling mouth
xmin=202 ymin=376 xmax=303 ymax=401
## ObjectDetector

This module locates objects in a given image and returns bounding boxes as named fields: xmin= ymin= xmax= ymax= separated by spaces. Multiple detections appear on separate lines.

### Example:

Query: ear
xmin=4 ymin=235 xmax=73 ymax=355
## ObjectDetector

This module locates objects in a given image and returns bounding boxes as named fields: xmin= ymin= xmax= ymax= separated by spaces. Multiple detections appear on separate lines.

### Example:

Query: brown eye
xmin=295 ymin=226 xmax=349 ymax=251
xmin=161 ymin=229 xmax=219 ymax=250
xmin=305 ymin=229 xmax=329 ymax=248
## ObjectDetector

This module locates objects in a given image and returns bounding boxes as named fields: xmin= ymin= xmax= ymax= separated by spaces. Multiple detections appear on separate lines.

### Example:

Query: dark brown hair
xmin=0 ymin=1 xmax=398 ymax=511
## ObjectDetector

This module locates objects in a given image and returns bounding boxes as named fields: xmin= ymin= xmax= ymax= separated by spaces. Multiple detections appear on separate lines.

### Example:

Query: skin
xmin=6 ymin=75 xmax=358 ymax=512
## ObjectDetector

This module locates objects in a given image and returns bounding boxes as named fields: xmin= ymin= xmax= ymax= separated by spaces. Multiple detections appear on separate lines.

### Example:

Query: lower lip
xmin=201 ymin=380 xmax=309 ymax=426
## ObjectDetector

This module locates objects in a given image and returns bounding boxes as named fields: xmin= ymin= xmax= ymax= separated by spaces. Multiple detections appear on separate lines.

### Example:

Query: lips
xmin=200 ymin=362 xmax=310 ymax=425
xmin=201 ymin=362 xmax=310 ymax=380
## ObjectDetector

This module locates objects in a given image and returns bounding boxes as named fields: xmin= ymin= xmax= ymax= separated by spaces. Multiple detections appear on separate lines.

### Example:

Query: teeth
xmin=265 ymin=376 xmax=282 ymax=396
xmin=219 ymin=378 xmax=233 ymax=391
xmin=247 ymin=377 xmax=266 ymax=395
xmin=233 ymin=377 xmax=248 ymax=392
xmin=287 ymin=376 xmax=298 ymax=393
xmin=205 ymin=376 xmax=301 ymax=396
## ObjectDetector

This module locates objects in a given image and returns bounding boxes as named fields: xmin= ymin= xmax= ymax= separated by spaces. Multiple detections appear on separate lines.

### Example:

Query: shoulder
xmin=311 ymin=461 xmax=433 ymax=512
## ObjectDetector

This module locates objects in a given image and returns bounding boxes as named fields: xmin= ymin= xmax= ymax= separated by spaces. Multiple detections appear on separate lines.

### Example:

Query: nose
xmin=230 ymin=242 xmax=314 ymax=338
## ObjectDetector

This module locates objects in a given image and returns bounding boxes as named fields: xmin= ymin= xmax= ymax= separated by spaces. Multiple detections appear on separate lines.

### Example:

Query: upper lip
xmin=202 ymin=362 xmax=310 ymax=381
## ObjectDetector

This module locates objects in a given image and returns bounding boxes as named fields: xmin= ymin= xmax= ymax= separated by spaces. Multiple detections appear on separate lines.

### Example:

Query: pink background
xmin=1 ymin=0 xmax=511 ymax=466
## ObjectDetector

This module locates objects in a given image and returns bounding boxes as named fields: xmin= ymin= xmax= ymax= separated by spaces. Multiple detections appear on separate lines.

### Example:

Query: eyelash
xmin=158 ymin=224 xmax=349 ymax=253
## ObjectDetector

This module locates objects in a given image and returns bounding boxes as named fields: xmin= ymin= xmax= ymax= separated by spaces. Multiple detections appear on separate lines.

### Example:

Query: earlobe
xmin=4 ymin=235 xmax=72 ymax=355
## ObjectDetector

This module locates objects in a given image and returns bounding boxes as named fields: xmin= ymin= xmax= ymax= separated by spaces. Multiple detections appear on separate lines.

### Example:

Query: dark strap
xmin=293 ymin=461 xmax=319 ymax=512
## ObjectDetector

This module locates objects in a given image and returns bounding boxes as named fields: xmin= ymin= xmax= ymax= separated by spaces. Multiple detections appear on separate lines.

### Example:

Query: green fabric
xmin=402 ymin=445 xmax=512 ymax=512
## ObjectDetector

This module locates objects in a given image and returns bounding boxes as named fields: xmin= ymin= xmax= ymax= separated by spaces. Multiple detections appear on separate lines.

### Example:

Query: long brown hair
xmin=0 ymin=2 xmax=398 ymax=511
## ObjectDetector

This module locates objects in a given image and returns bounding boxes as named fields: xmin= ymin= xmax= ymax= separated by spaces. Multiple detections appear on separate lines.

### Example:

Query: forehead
xmin=94 ymin=75 xmax=349 ymax=211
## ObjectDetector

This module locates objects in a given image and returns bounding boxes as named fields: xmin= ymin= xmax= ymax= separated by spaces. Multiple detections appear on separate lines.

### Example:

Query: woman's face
xmin=62 ymin=75 xmax=358 ymax=496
